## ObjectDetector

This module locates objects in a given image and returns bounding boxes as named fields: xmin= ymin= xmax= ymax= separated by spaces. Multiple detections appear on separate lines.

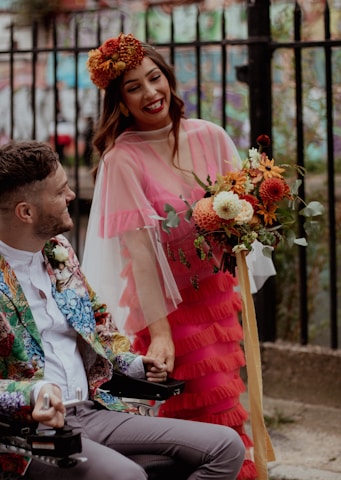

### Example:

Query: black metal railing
xmin=0 ymin=1 xmax=339 ymax=348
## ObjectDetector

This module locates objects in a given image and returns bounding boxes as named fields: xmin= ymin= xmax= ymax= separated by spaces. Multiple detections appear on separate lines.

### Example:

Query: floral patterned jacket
xmin=0 ymin=235 xmax=138 ymax=474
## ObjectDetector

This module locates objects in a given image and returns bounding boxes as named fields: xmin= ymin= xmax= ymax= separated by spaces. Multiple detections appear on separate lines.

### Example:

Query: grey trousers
xmin=27 ymin=401 xmax=245 ymax=480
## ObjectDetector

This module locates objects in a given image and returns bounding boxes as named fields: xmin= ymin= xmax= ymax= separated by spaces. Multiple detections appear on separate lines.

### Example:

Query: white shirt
xmin=0 ymin=240 xmax=145 ymax=405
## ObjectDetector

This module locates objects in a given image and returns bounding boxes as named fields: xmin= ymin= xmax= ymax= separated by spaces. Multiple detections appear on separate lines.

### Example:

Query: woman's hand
xmin=147 ymin=317 xmax=175 ymax=373
xmin=32 ymin=384 xmax=65 ymax=428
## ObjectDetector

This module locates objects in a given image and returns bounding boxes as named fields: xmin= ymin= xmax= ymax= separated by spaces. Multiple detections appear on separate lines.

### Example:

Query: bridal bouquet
xmin=157 ymin=135 xmax=324 ymax=275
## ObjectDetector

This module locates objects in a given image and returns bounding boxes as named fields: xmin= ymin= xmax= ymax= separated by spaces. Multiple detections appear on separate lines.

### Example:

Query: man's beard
xmin=33 ymin=210 xmax=74 ymax=239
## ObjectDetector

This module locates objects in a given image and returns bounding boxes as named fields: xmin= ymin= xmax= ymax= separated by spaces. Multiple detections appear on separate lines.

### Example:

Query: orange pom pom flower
xmin=192 ymin=197 xmax=221 ymax=232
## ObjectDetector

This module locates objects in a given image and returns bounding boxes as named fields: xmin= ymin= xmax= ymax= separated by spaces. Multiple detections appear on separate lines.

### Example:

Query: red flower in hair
xmin=87 ymin=33 xmax=145 ymax=89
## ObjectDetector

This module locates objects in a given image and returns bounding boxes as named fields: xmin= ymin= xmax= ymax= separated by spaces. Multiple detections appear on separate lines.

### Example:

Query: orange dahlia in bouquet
xmin=157 ymin=134 xmax=324 ymax=275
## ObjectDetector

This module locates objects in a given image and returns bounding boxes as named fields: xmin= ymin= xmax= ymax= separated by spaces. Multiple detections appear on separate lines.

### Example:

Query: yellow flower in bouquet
xmin=156 ymin=134 xmax=324 ymax=275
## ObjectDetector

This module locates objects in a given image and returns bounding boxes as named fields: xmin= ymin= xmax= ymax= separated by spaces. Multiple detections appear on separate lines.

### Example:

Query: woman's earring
xmin=119 ymin=102 xmax=130 ymax=117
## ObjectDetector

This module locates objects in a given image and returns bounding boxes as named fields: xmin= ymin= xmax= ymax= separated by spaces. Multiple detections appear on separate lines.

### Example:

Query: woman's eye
xmin=151 ymin=74 xmax=161 ymax=82
xmin=127 ymin=85 xmax=139 ymax=92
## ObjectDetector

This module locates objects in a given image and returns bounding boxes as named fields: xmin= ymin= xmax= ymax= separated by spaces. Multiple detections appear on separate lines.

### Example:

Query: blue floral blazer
xmin=0 ymin=235 xmax=139 ymax=473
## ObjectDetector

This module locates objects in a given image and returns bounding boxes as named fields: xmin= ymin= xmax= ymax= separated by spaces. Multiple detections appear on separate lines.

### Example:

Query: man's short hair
xmin=0 ymin=141 xmax=59 ymax=207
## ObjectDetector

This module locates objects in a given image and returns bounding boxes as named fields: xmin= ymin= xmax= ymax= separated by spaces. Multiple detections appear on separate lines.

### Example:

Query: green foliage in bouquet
xmin=153 ymin=135 xmax=324 ymax=274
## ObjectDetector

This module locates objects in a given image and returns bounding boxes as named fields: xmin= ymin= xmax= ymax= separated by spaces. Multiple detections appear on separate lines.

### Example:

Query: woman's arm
xmin=124 ymin=228 xmax=175 ymax=372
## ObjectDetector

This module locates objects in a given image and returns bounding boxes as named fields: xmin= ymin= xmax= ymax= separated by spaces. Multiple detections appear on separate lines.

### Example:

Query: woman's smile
xmin=144 ymin=99 xmax=164 ymax=113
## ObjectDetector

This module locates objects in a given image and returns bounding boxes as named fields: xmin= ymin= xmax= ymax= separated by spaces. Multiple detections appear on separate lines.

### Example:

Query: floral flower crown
xmin=87 ymin=33 xmax=145 ymax=89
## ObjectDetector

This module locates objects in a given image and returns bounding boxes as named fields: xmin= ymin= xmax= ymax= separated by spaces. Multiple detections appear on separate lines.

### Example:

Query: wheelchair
xmin=0 ymin=374 xmax=192 ymax=480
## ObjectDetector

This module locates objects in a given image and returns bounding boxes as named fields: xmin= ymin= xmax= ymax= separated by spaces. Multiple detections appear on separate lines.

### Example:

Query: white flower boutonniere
xmin=52 ymin=245 xmax=69 ymax=263
xmin=45 ymin=241 xmax=72 ymax=291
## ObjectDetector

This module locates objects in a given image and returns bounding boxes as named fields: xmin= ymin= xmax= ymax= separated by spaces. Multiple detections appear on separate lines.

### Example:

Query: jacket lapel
xmin=0 ymin=255 xmax=42 ymax=349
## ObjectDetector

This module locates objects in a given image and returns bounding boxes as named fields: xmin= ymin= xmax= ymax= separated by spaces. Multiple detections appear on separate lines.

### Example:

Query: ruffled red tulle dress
xmin=133 ymin=259 xmax=257 ymax=480
xmin=82 ymin=119 xmax=258 ymax=479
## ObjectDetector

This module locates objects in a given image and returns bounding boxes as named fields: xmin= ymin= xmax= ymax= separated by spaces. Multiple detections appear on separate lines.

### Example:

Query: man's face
xmin=31 ymin=163 xmax=76 ymax=239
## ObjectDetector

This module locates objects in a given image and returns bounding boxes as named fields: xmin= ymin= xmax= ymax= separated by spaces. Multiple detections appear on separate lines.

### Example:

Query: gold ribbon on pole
xmin=236 ymin=250 xmax=276 ymax=480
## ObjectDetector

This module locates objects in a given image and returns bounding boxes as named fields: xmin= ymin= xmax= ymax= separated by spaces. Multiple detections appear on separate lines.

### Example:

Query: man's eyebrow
xmin=57 ymin=179 xmax=68 ymax=190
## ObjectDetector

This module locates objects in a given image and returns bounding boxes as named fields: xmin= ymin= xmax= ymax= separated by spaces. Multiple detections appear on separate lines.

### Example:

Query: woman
xmin=83 ymin=33 xmax=257 ymax=480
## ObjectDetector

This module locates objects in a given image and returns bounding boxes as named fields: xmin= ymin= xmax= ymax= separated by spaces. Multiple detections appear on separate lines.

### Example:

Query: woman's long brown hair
xmin=92 ymin=45 xmax=185 ymax=178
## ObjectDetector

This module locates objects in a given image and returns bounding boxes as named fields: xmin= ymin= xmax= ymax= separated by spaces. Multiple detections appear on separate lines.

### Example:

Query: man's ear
xmin=14 ymin=201 xmax=34 ymax=223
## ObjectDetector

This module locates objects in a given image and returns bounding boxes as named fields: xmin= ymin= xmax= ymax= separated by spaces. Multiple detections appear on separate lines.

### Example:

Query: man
xmin=0 ymin=141 xmax=245 ymax=479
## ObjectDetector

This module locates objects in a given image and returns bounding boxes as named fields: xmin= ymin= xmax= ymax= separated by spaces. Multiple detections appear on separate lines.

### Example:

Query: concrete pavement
xmin=241 ymin=393 xmax=341 ymax=480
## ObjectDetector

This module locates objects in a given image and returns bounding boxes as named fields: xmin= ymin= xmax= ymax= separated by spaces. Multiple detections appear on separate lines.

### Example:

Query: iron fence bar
xmin=96 ymin=10 xmax=102 ymax=118
xmin=246 ymin=0 xmax=276 ymax=342
xmin=120 ymin=11 xmax=124 ymax=32
xmin=52 ymin=18 xmax=59 ymax=155
xmin=269 ymin=38 xmax=341 ymax=49
xmin=31 ymin=22 xmax=38 ymax=140
xmin=170 ymin=9 xmax=175 ymax=66
xmin=324 ymin=2 xmax=338 ymax=349
xmin=247 ymin=0 xmax=272 ymax=145
xmin=145 ymin=6 xmax=150 ymax=42
xmin=2 ymin=38 xmax=340 ymax=57
xmin=9 ymin=23 xmax=14 ymax=139
xmin=195 ymin=8 xmax=201 ymax=119
xmin=294 ymin=2 xmax=308 ymax=346
xmin=73 ymin=18 xmax=81 ymax=255
xmin=221 ymin=8 xmax=227 ymax=129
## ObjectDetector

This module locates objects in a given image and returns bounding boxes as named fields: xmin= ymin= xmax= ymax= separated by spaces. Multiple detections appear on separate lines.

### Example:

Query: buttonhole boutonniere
xmin=45 ymin=242 xmax=72 ymax=291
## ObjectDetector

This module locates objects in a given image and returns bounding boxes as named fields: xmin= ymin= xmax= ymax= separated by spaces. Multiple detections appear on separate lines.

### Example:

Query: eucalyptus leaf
xmin=161 ymin=221 xmax=170 ymax=234
xmin=291 ymin=179 xmax=302 ymax=196
xmin=166 ymin=211 xmax=180 ymax=228
xmin=184 ymin=209 xmax=193 ymax=222
xmin=286 ymin=229 xmax=296 ymax=247
xmin=164 ymin=203 xmax=177 ymax=213
xmin=300 ymin=201 xmax=324 ymax=217
xmin=304 ymin=220 xmax=321 ymax=236
xmin=294 ymin=237 xmax=308 ymax=246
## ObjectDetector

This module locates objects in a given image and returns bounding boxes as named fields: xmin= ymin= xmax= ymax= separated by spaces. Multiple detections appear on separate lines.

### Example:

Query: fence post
xmin=247 ymin=0 xmax=276 ymax=342
xmin=247 ymin=0 xmax=272 ymax=144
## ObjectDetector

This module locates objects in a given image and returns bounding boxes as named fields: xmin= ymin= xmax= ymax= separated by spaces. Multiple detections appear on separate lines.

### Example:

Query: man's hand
xmin=142 ymin=356 xmax=168 ymax=383
xmin=32 ymin=384 xmax=65 ymax=428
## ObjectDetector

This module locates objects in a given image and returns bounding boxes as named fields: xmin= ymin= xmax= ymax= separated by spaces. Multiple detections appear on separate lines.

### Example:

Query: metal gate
xmin=0 ymin=0 xmax=340 ymax=348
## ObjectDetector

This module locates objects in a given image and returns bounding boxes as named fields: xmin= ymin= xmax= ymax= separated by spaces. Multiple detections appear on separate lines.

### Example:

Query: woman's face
xmin=120 ymin=56 xmax=172 ymax=131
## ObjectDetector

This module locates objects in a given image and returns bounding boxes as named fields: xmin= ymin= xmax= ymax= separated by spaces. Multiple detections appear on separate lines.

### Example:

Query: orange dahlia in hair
xmin=87 ymin=33 xmax=145 ymax=89
xmin=192 ymin=197 xmax=221 ymax=232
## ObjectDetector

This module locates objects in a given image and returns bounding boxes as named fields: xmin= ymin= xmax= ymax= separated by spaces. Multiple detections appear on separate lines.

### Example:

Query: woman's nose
xmin=143 ymin=82 xmax=157 ymax=98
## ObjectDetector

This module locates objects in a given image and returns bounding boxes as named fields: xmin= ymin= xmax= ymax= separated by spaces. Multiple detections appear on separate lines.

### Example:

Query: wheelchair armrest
xmin=101 ymin=372 xmax=185 ymax=400
xmin=0 ymin=413 xmax=83 ymax=467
